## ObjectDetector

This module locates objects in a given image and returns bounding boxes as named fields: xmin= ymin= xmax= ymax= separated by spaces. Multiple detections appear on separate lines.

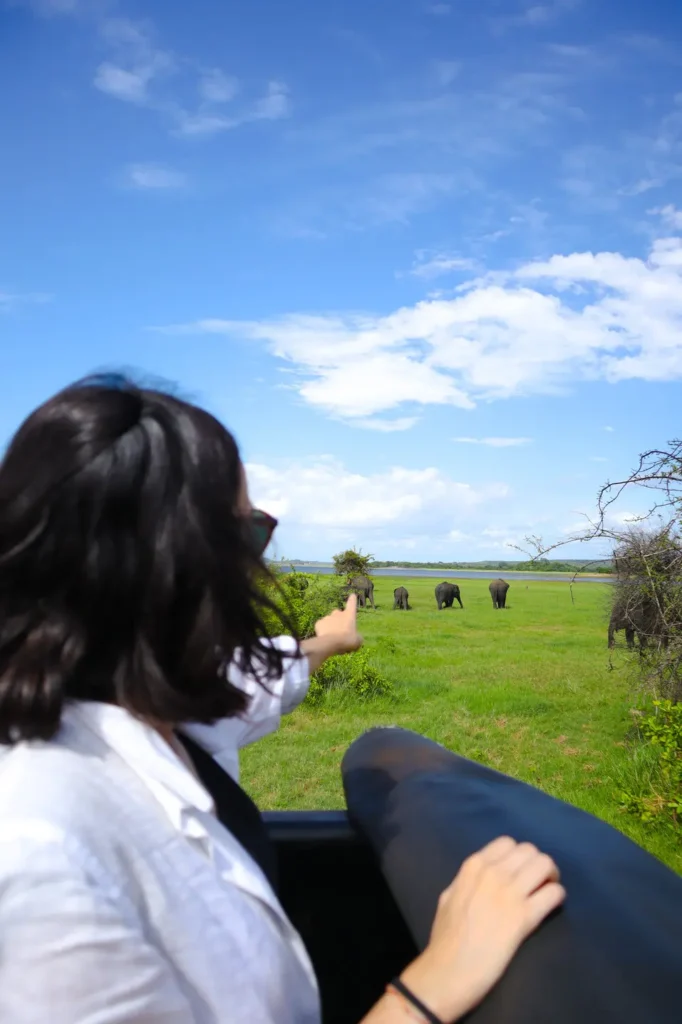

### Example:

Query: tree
xmin=512 ymin=438 xmax=682 ymax=700
xmin=609 ymin=525 xmax=681 ymax=665
xmin=332 ymin=548 xmax=375 ymax=579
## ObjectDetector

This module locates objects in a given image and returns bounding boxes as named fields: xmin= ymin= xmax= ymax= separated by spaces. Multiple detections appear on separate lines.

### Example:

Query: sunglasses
xmin=249 ymin=508 xmax=278 ymax=555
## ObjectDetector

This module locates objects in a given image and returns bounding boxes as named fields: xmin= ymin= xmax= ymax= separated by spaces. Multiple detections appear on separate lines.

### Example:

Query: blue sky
xmin=1 ymin=0 xmax=681 ymax=562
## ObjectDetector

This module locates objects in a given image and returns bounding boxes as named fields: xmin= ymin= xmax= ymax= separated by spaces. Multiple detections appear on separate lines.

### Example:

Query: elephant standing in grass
xmin=393 ymin=586 xmax=410 ymax=610
xmin=435 ymin=582 xmax=463 ymax=610
xmin=608 ymin=608 xmax=641 ymax=650
xmin=347 ymin=574 xmax=375 ymax=610
xmin=489 ymin=578 xmax=509 ymax=609
xmin=608 ymin=595 xmax=660 ymax=651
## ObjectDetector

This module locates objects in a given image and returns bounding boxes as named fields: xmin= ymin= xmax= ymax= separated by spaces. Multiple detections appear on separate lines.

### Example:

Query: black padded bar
xmin=262 ymin=810 xmax=361 ymax=845
xmin=342 ymin=726 xmax=682 ymax=1024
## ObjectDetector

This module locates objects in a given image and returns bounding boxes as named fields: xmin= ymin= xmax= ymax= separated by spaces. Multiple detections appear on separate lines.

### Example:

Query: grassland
xmin=241 ymin=576 xmax=682 ymax=873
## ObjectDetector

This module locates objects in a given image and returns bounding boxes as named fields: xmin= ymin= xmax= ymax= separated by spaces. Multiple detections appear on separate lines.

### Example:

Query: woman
xmin=0 ymin=376 xmax=565 ymax=1024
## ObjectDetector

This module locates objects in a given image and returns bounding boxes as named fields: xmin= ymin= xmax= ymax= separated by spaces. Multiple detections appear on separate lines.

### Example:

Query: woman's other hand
xmin=399 ymin=836 xmax=566 ymax=1022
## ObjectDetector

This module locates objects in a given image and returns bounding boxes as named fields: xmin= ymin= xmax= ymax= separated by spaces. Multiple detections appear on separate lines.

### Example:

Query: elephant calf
xmin=489 ymin=578 xmax=509 ymax=609
xmin=346 ymin=574 xmax=375 ymax=609
xmin=393 ymin=586 xmax=410 ymax=610
xmin=607 ymin=599 xmax=657 ymax=651
xmin=435 ymin=582 xmax=463 ymax=610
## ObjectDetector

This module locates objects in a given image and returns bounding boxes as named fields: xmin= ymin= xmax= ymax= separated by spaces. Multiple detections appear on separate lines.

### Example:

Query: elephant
xmin=608 ymin=594 xmax=661 ymax=651
xmin=435 ymin=582 xmax=463 ymax=610
xmin=489 ymin=578 xmax=509 ymax=609
xmin=608 ymin=608 xmax=642 ymax=650
xmin=393 ymin=586 xmax=410 ymax=610
xmin=347 ymin=574 xmax=375 ymax=610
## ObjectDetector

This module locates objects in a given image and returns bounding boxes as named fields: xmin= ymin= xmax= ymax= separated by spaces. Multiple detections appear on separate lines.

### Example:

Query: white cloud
xmin=124 ymin=163 xmax=186 ymax=189
xmin=560 ymin=519 xmax=591 ymax=536
xmin=604 ymin=425 xmax=615 ymax=432
xmin=21 ymin=0 xmax=80 ymax=13
xmin=358 ymin=173 xmax=458 ymax=225
xmin=433 ymin=60 xmax=460 ymax=87
xmin=408 ymin=251 xmax=478 ymax=279
xmin=90 ymin=18 xmax=289 ymax=137
xmin=94 ymin=18 xmax=174 ymax=105
xmin=155 ymin=227 xmax=682 ymax=426
xmin=174 ymin=113 xmax=235 ymax=137
xmin=95 ymin=63 xmax=151 ymax=103
xmin=277 ymin=173 xmax=470 ymax=238
xmin=13 ymin=0 xmax=87 ymax=13
xmin=494 ymin=0 xmax=580 ymax=30
xmin=651 ymin=205 xmax=682 ymax=230
xmin=350 ymin=417 xmax=419 ymax=432
xmin=589 ymin=456 xmax=608 ymax=462
xmin=477 ymin=526 xmax=531 ymax=550
xmin=609 ymin=511 xmax=644 ymax=526
xmin=245 ymin=457 xmax=600 ymax=558
xmin=547 ymin=44 xmax=592 ymax=60
xmin=286 ymin=68 xmax=582 ymax=194
xmin=523 ymin=6 xmax=553 ymax=25
xmin=174 ymin=81 xmax=290 ymax=137
xmin=453 ymin=437 xmax=532 ymax=447
xmin=199 ymin=69 xmax=239 ymax=104
xmin=618 ymin=178 xmax=662 ymax=197
xmin=251 ymin=81 xmax=291 ymax=121
xmin=245 ymin=457 xmax=508 ymax=532
xmin=0 ymin=290 xmax=51 ymax=311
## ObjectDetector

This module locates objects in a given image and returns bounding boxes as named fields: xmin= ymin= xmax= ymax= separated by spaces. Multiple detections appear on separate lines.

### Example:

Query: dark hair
xmin=0 ymin=374 xmax=296 ymax=744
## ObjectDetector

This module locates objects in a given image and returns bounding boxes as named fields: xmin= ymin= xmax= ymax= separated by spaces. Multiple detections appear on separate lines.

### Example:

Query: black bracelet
xmin=390 ymin=977 xmax=444 ymax=1024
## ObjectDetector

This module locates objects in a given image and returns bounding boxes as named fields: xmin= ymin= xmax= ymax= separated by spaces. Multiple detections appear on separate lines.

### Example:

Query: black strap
xmin=391 ymin=977 xmax=444 ymax=1024
xmin=176 ymin=733 xmax=279 ymax=893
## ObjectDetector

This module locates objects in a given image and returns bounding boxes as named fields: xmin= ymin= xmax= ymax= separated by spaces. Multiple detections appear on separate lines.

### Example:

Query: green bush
xmin=305 ymin=647 xmax=395 ymax=707
xmin=620 ymin=699 xmax=682 ymax=828
xmin=260 ymin=568 xmax=393 ymax=707
xmin=261 ymin=569 xmax=345 ymax=639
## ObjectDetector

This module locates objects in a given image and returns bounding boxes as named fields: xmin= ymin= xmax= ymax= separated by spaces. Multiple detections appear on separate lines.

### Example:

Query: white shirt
xmin=0 ymin=636 xmax=321 ymax=1024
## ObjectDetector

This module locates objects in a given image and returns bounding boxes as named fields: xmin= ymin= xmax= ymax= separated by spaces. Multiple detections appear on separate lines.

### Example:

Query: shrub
xmin=619 ymin=699 xmax=682 ymax=828
xmin=261 ymin=569 xmax=346 ymax=640
xmin=305 ymin=647 xmax=395 ymax=707
xmin=260 ymin=568 xmax=393 ymax=707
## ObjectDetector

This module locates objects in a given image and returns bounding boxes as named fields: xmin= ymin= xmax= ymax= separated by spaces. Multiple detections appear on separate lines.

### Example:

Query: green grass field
xmin=241 ymin=576 xmax=682 ymax=873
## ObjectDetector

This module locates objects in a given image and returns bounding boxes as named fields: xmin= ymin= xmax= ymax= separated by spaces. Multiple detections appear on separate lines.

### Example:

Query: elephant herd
xmin=347 ymin=575 xmax=660 ymax=650
xmin=346 ymin=575 xmax=510 ymax=611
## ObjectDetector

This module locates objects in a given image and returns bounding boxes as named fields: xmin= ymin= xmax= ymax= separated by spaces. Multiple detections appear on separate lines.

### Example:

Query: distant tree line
xmin=274 ymin=556 xmax=613 ymax=573
xmin=370 ymin=559 xmax=613 ymax=574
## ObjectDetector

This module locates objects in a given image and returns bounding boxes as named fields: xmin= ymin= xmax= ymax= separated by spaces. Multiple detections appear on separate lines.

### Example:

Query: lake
xmin=274 ymin=564 xmax=611 ymax=584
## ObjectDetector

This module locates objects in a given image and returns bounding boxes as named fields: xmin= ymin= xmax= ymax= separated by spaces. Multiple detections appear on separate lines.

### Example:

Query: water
xmin=274 ymin=564 xmax=611 ymax=584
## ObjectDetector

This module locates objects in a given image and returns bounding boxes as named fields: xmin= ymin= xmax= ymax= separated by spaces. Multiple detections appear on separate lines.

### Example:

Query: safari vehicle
xmin=202 ymin=726 xmax=682 ymax=1024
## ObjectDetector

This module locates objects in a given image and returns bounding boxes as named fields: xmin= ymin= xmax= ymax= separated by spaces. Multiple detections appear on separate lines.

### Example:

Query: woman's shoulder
xmin=0 ymin=732 xmax=110 ymax=842
xmin=0 ymin=724 xmax=151 ymax=879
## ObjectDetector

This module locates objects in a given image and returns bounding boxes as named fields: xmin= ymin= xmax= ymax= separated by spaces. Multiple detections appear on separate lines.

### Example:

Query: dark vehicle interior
xmin=265 ymin=811 xmax=417 ymax=1024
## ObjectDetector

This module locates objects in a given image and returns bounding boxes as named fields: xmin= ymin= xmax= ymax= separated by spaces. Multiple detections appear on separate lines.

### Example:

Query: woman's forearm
xmin=299 ymin=635 xmax=344 ymax=675
xmin=359 ymin=993 xmax=412 ymax=1023
xmin=358 ymin=955 xmax=468 ymax=1024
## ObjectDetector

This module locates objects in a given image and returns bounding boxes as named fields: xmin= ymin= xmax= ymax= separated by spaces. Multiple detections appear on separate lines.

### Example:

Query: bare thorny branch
xmin=510 ymin=438 xmax=682 ymax=567
xmin=508 ymin=440 xmax=682 ymax=700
